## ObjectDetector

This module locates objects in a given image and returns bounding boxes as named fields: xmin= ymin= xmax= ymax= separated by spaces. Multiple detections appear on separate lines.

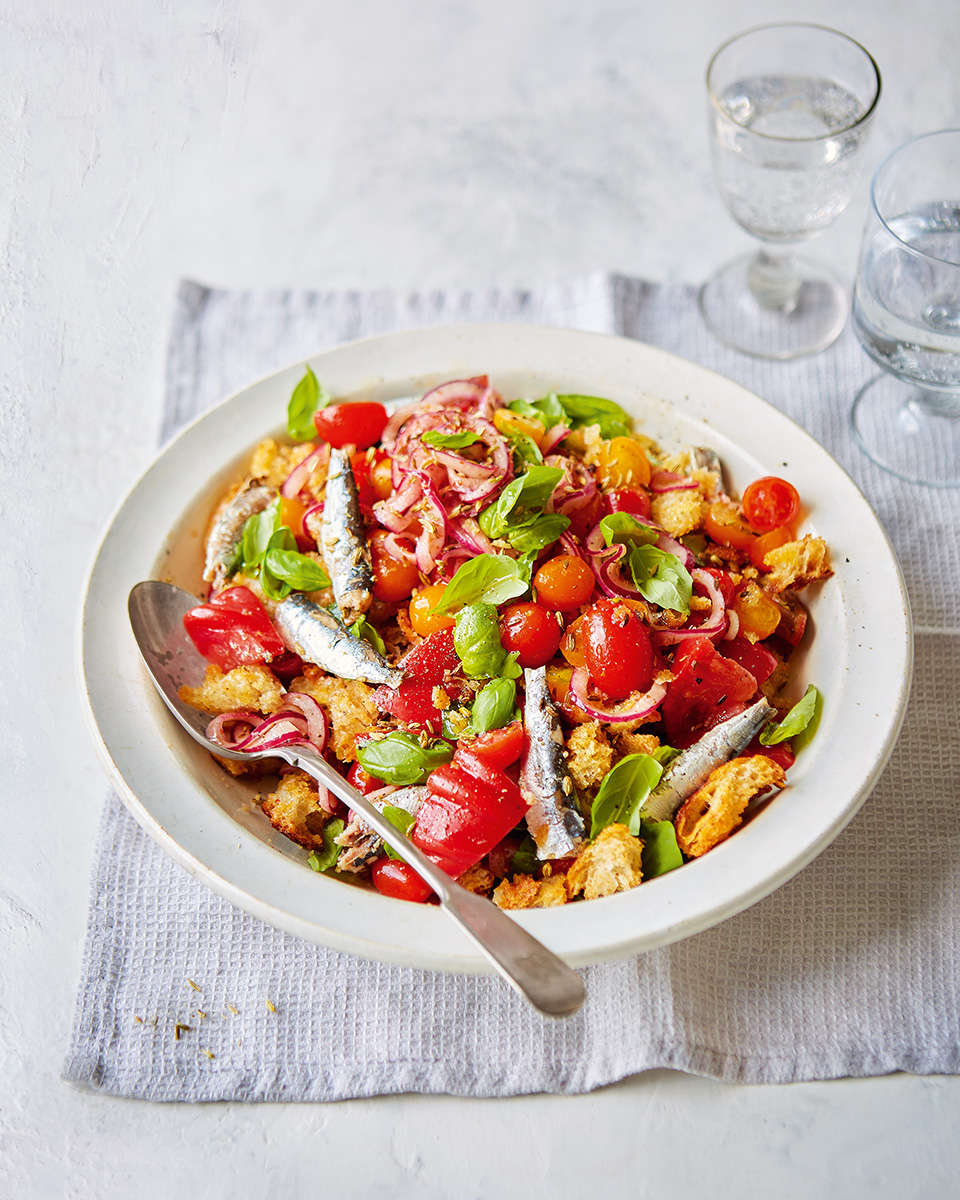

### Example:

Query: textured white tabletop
xmin=4 ymin=1 xmax=960 ymax=1195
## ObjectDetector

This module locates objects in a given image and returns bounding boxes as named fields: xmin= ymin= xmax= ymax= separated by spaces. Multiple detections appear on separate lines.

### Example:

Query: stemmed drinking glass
xmin=851 ymin=130 xmax=960 ymax=487
xmin=699 ymin=23 xmax=881 ymax=360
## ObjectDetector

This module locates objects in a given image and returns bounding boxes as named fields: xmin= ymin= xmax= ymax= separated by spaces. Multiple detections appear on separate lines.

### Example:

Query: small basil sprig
xmin=507 ymin=513 xmax=570 ymax=554
xmin=288 ymin=366 xmax=331 ymax=441
xmin=590 ymin=753 xmax=665 ymax=838
xmin=600 ymin=512 xmax=693 ymax=616
xmin=478 ymin=465 xmax=563 ymax=540
xmin=382 ymin=806 xmax=417 ymax=861
xmin=508 ymin=391 xmax=631 ymax=439
xmin=453 ymin=603 xmax=521 ymax=679
xmin=307 ymin=817 xmax=345 ymax=873
xmin=639 ymin=818 xmax=684 ymax=877
xmin=508 ymin=835 xmax=539 ymax=877
xmin=466 ymin=678 xmax=518 ymax=734
xmin=760 ymin=685 xmax=821 ymax=746
xmin=430 ymin=554 xmax=530 ymax=615
xmin=263 ymin=546 xmax=331 ymax=596
xmin=421 ymin=430 xmax=482 ymax=449
xmin=356 ymin=732 xmax=454 ymax=786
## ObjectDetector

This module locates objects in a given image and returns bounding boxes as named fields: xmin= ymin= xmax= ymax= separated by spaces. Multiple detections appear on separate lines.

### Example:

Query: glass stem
xmin=747 ymin=249 xmax=802 ymax=312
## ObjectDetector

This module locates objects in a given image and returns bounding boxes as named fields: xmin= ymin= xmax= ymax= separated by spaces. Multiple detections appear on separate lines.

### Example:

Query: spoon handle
xmin=293 ymin=748 xmax=586 ymax=1017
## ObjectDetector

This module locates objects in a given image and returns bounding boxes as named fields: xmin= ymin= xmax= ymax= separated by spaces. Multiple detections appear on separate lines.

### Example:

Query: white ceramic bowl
xmin=79 ymin=324 xmax=912 ymax=971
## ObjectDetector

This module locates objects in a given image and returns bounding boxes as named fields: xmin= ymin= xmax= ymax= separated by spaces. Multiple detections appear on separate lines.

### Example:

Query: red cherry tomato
xmin=500 ymin=603 xmax=563 ymax=668
xmin=347 ymin=760 xmax=382 ymax=795
xmin=313 ymin=402 xmax=388 ymax=450
xmin=601 ymin=487 xmax=652 ymax=521
xmin=533 ymin=555 xmax=595 ymax=612
xmin=369 ymin=529 xmax=420 ymax=603
xmin=580 ymin=598 xmax=654 ymax=700
xmin=183 ymin=587 xmax=285 ymax=671
xmin=371 ymin=858 xmax=433 ymax=903
xmin=742 ymin=476 xmax=801 ymax=533
xmin=455 ymin=720 xmax=524 ymax=769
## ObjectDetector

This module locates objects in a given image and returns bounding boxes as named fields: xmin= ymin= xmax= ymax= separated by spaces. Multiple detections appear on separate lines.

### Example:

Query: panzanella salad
xmin=180 ymin=372 xmax=832 ymax=906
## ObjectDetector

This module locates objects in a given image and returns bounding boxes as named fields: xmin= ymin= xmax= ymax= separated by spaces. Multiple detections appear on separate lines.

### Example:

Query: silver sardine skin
xmin=335 ymin=786 xmax=428 ymax=873
xmin=521 ymin=666 xmax=588 ymax=860
xmin=640 ymin=698 xmax=776 ymax=822
xmin=320 ymin=448 xmax=374 ymax=625
xmin=202 ymin=483 xmax=274 ymax=591
xmin=273 ymin=593 xmax=403 ymax=688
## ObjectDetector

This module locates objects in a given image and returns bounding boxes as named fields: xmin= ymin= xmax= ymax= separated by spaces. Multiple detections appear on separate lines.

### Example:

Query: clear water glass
xmin=699 ymin=24 xmax=881 ymax=360
xmin=851 ymin=129 xmax=960 ymax=487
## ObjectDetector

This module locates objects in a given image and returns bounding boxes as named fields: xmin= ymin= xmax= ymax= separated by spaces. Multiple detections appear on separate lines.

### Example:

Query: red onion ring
xmin=281 ymin=446 xmax=325 ymax=499
xmin=651 ymin=568 xmax=728 ymax=647
xmin=540 ymin=424 xmax=571 ymax=455
xmin=650 ymin=470 xmax=700 ymax=493
xmin=569 ymin=668 xmax=667 ymax=723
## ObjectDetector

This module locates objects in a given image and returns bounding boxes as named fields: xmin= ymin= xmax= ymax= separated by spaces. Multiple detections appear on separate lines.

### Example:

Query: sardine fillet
xmin=521 ymin=666 xmax=588 ymax=860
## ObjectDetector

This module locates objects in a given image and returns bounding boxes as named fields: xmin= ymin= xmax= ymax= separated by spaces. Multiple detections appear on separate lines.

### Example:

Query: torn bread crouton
xmin=651 ymin=486 xmax=705 ymax=538
xmin=179 ymin=663 xmax=285 ymax=716
xmin=493 ymin=873 xmax=568 ymax=910
xmin=566 ymin=721 xmax=615 ymax=791
xmin=675 ymin=755 xmax=786 ymax=858
xmin=566 ymin=824 xmax=644 ymax=900
xmin=249 ymin=438 xmax=325 ymax=494
xmin=763 ymin=536 xmax=833 ymax=593
xmin=614 ymin=730 xmax=662 ymax=758
xmin=457 ymin=863 xmax=495 ymax=896
xmin=288 ymin=669 xmax=380 ymax=762
xmin=260 ymin=771 xmax=331 ymax=850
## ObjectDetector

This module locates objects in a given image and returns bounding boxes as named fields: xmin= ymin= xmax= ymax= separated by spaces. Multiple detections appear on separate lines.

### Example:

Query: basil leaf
xmin=421 ymin=430 xmax=482 ymax=449
xmin=350 ymin=615 xmax=387 ymax=656
xmin=239 ymin=497 xmax=283 ymax=570
xmin=382 ymin=805 xmax=417 ymax=862
xmin=477 ymin=466 xmax=564 ymax=540
xmin=258 ymin=528 xmax=300 ymax=600
xmin=649 ymin=743 xmax=682 ymax=766
xmin=431 ymin=555 xmax=529 ymax=615
xmin=263 ymin=548 xmax=331 ymax=593
xmin=287 ymin=366 xmax=330 ymax=441
xmin=590 ymin=754 xmax=665 ymax=838
xmin=356 ymin=732 xmax=454 ymax=786
xmin=467 ymin=677 xmax=517 ymax=734
xmin=504 ymin=428 xmax=544 ymax=466
xmin=307 ymin=817 xmax=345 ymax=873
xmin=508 ymin=513 xmax=570 ymax=554
xmin=639 ymin=818 xmax=684 ymax=877
xmin=454 ymin=603 xmax=507 ymax=678
xmin=760 ymin=684 xmax=821 ymax=746
xmin=628 ymin=544 xmax=693 ymax=615
xmin=600 ymin=511 xmax=659 ymax=548
xmin=509 ymin=834 xmax=539 ymax=877
xmin=509 ymin=393 xmax=567 ymax=427
xmin=554 ymin=394 xmax=631 ymax=438
xmin=501 ymin=651 xmax=523 ymax=680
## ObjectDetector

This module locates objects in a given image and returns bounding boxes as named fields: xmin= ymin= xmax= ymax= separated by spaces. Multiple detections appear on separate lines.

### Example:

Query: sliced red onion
xmin=380 ymin=531 xmax=417 ymax=565
xmin=545 ymin=454 xmax=597 ymax=514
xmin=540 ymin=424 xmax=571 ymax=455
xmin=383 ymin=378 xmax=492 ymax=452
xmin=446 ymin=515 xmax=496 ymax=556
xmin=651 ymin=568 xmax=728 ymax=647
xmin=281 ymin=446 xmax=325 ymax=499
xmin=569 ymin=668 xmax=666 ymax=723
xmin=206 ymin=711 xmax=260 ymax=746
xmin=650 ymin=470 xmax=700 ymax=493
xmin=416 ymin=472 xmax=448 ymax=573
xmin=656 ymin=531 xmax=695 ymax=571
xmin=279 ymin=692 xmax=329 ymax=751
xmin=722 ymin=609 xmax=740 ymax=641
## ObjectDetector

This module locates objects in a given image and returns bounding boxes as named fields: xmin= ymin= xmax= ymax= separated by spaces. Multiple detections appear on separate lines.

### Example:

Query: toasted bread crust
xmin=566 ymin=823 xmax=644 ymax=900
xmin=675 ymin=756 xmax=786 ymax=857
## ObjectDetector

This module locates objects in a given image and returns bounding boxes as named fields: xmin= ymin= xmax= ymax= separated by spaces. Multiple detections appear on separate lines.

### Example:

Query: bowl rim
xmin=78 ymin=322 xmax=913 ymax=971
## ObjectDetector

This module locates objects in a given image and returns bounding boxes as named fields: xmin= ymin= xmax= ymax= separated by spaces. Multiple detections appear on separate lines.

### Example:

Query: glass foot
xmin=699 ymin=253 xmax=848 ymax=360
xmin=851 ymin=373 xmax=960 ymax=487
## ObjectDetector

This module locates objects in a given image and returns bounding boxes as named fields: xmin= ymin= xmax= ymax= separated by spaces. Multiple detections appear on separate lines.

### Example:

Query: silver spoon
xmin=128 ymin=580 xmax=586 ymax=1018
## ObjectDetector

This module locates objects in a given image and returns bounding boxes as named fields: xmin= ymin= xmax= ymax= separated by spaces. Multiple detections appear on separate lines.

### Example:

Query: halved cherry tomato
xmin=733 ymin=581 xmax=782 ymax=642
xmin=456 ymin=720 xmax=524 ymax=769
xmin=560 ymin=614 xmax=587 ymax=668
xmin=580 ymin=598 xmax=654 ymax=700
xmin=408 ymin=583 xmax=456 ymax=639
xmin=314 ymin=402 xmax=388 ymax=450
xmin=278 ymin=495 xmax=310 ymax=543
xmin=347 ymin=760 xmax=382 ymax=795
xmin=601 ymin=487 xmax=652 ymax=521
xmin=745 ymin=734 xmax=796 ymax=772
xmin=500 ymin=603 xmax=563 ymax=668
xmin=348 ymin=448 xmax=388 ymax=509
xmin=661 ymin=635 xmax=758 ymax=747
xmin=697 ymin=566 xmax=738 ymax=607
xmin=534 ymin=555 xmax=595 ymax=612
xmin=183 ymin=586 xmax=285 ymax=671
xmin=370 ymin=455 xmax=394 ymax=501
xmin=413 ymin=754 xmax=527 ymax=878
xmin=742 ymin=476 xmax=801 ymax=533
xmin=371 ymin=858 xmax=433 ymax=903
xmin=597 ymin=438 xmax=652 ymax=490
xmin=702 ymin=502 xmax=757 ymax=552
xmin=370 ymin=529 xmax=420 ymax=603
xmin=750 ymin=524 xmax=795 ymax=571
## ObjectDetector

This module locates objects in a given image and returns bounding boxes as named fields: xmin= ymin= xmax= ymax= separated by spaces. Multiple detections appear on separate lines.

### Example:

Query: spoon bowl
xmin=127 ymin=579 xmax=586 ymax=1017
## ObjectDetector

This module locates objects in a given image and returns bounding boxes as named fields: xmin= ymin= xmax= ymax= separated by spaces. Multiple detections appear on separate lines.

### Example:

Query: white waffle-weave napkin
xmin=64 ymin=276 xmax=960 ymax=1100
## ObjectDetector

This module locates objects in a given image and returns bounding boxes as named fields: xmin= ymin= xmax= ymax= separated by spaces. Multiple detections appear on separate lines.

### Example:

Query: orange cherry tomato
xmin=742 ymin=476 xmax=801 ymax=533
xmin=278 ymin=495 xmax=309 ymax=542
xmin=560 ymin=614 xmax=587 ymax=668
xmin=732 ymin=581 xmax=782 ymax=642
xmin=408 ymin=583 xmax=455 ymax=638
xmin=702 ymin=502 xmax=758 ymax=552
xmin=370 ymin=455 xmax=394 ymax=501
xmin=750 ymin=525 xmax=795 ymax=572
xmin=534 ymin=555 xmax=595 ymax=612
xmin=370 ymin=530 xmax=420 ymax=602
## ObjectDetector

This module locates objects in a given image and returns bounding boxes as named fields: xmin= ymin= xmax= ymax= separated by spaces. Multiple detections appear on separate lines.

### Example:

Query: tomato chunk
xmin=371 ymin=858 xmax=433 ymax=903
xmin=314 ymin=402 xmax=388 ymax=450
xmin=183 ymin=586 xmax=285 ymax=671
xmin=662 ymin=635 xmax=758 ymax=748
xmin=717 ymin=635 xmax=779 ymax=686
xmin=456 ymin=720 xmax=524 ymax=769
xmin=580 ymin=598 xmax=654 ymax=700
xmin=372 ymin=628 xmax=461 ymax=732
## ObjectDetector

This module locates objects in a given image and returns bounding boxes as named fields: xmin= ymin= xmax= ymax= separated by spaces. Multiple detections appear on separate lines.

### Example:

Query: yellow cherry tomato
xmin=733 ymin=580 xmax=782 ymax=642
xmin=408 ymin=582 xmax=455 ymax=638
xmin=597 ymin=437 xmax=652 ymax=490
xmin=493 ymin=407 xmax=546 ymax=446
